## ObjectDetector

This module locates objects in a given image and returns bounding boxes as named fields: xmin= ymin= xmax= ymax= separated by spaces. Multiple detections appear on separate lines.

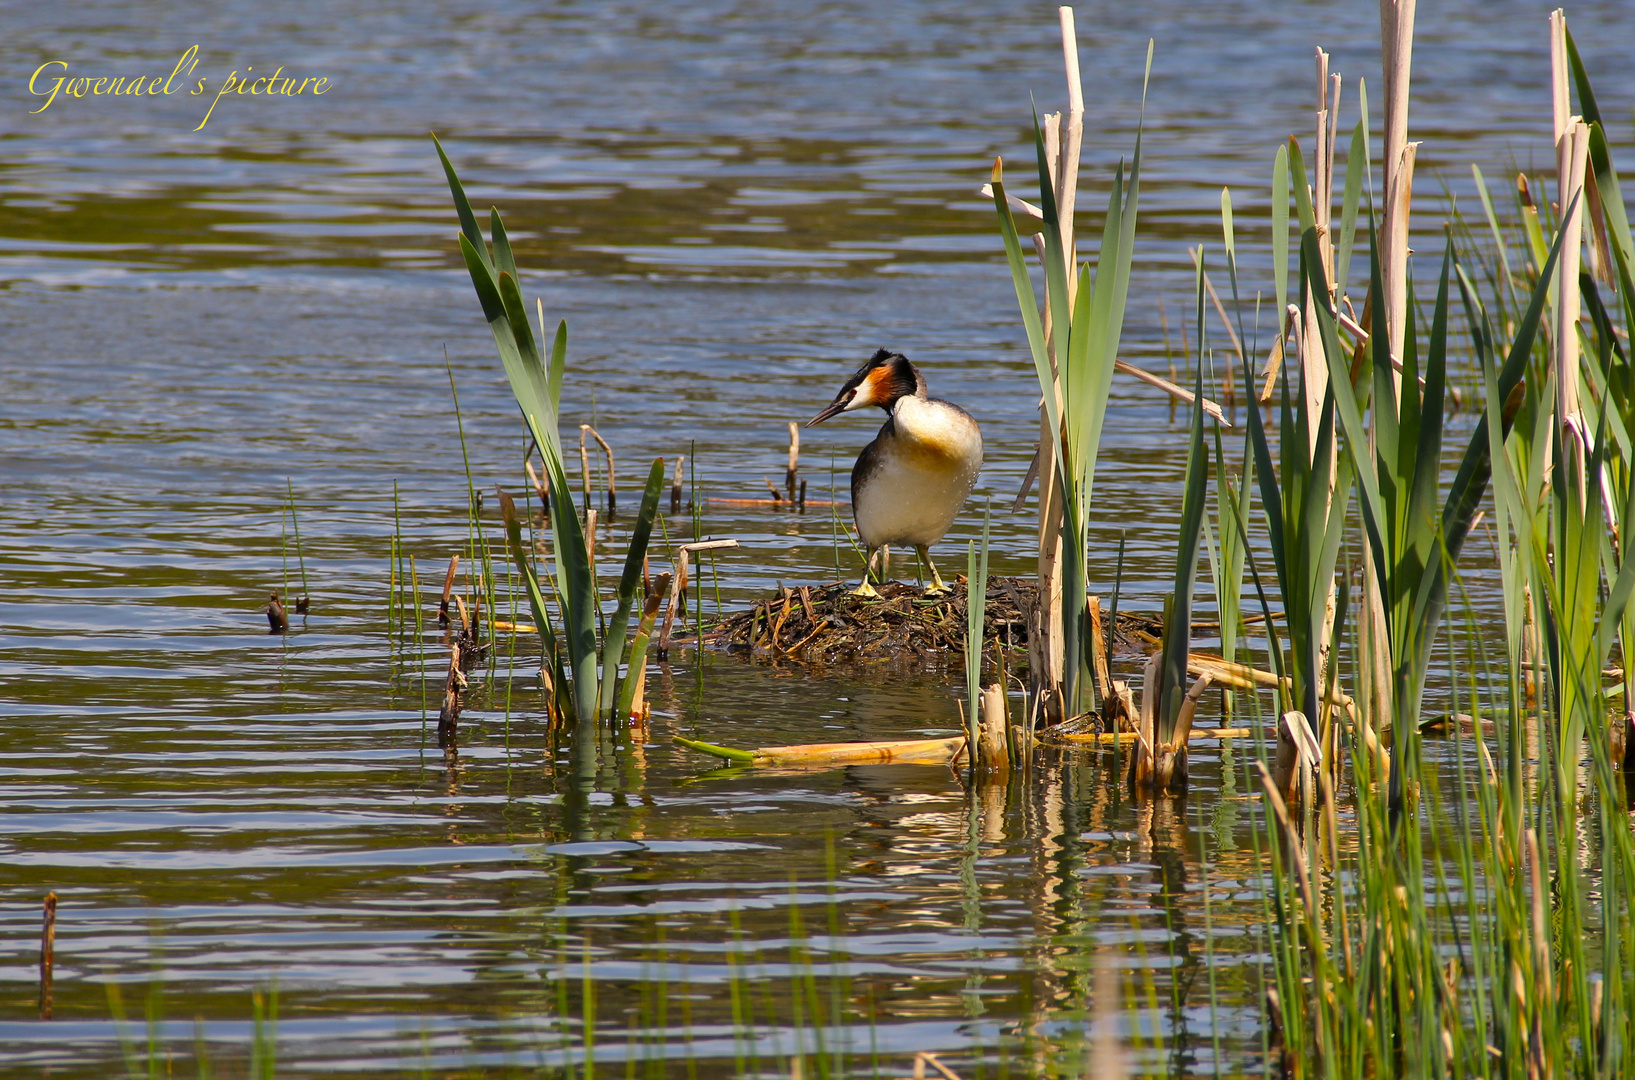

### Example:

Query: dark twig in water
xmin=38 ymin=892 xmax=56 ymax=1021
xmin=266 ymin=591 xmax=287 ymax=634
xmin=438 ymin=554 xmax=460 ymax=629
xmin=436 ymin=643 xmax=464 ymax=751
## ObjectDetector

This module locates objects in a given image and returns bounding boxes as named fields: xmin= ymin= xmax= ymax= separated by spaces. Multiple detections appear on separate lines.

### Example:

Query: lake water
xmin=2 ymin=2 xmax=1632 ymax=1074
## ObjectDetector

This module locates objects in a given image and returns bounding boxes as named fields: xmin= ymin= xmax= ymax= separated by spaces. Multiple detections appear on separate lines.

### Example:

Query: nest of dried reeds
xmin=687 ymin=576 xmax=1162 ymax=670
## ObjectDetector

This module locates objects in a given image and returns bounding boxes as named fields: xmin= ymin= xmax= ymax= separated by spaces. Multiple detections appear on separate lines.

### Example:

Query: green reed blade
xmin=1158 ymin=313 xmax=1211 ymax=740
xmin=599 ymin=458 xmax=667 ymax=718
xmin=989 ymin=162 xmax=1064 ymax=482
xmin=490 ymin=208 xmax=518 ymax=282
xmin=965 ymin=503 xmax=990 ymax=746
xmin=433 ymin=133 xmax=493 ymax=279
xmin=499 ymin=489 xmax=556 ymax=654
xmin=1334 ymin=120 xmax=1365 ymax=300
xmin=1031 ymin=109 xmax=1073 ymax=406
xmin=1271 ymin=144 xmax=1289 ymax=322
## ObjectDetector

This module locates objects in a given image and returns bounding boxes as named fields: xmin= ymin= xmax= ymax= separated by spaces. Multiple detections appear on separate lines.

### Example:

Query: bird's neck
xmin=889 ymin=395 xmax=974 ymax=458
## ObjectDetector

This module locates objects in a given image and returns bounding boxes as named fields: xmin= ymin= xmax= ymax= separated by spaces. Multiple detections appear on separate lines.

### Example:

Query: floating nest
xmin=688 ymin=576 xmax=1164 ymax=670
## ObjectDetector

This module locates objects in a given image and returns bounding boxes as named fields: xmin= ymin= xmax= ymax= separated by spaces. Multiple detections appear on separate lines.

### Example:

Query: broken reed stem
xmin=785 ymin=421 xmax=800 ymax=502
xmin=38 ymin=892 xmax=56 ymax=1021
xmin=671 ymin=455 xmax=685 ymax=514
xmin=525 ymin=456 xmax=549 ymax=513
xmin=266 ymin=591 xmax=287 ymax=634
xmin=1379 ymin=0 xmax=1418 ymax=385
xmin=1087 ymin=594 xmax=1111 ymax=701
xmin=658 ymin=538 xmax=739 ymax=655
xmin=978 ymin=683 xmax=1010 ymax=771
xmin=437 ymin=643 xmax=463 ymax=749
xmin=1054 ymin=726 xmax=1252 ymax=746
xmin=439 ymin=554 xmax=460 ymax=629
xmin=579 ymin=425 xmax=617 ymax=513
xmin=1056 ymin=4 xmax=1085 ymax=278
xmin=584 ymin=507 xmax=598 ymax=579
xmin=1551 ymin=15 xmax=1589 ymax=456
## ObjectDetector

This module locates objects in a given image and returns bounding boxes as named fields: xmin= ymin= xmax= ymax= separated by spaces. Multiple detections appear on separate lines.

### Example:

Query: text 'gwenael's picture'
xmin=3 ymin=3 xmax=1634 ymax=1077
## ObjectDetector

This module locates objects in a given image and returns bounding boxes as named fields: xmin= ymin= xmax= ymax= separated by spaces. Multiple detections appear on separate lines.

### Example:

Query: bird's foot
xmin=849 ymin=579 xmax=882 ymax=599
xmin=917 ymin=548 xmax=952 ymax=597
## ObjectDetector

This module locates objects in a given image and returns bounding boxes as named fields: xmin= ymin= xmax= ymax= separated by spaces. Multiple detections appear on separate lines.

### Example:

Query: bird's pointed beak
xmin=806 ymin=394 xmax=851 ymax=427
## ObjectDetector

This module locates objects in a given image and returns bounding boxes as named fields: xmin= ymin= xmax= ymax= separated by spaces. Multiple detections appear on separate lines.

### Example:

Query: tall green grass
xmin=435 ymin=136 xmax=666 ymax=728
xmin=1251 ymin=31 xmax=1635 ymax=1076
xmin=989 ymin=44 xmax=1150 ymax=722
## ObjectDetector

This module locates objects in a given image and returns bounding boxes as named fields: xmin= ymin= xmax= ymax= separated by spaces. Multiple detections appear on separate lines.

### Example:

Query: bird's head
xmin=806 ymin=349 xmax=926 ymax=427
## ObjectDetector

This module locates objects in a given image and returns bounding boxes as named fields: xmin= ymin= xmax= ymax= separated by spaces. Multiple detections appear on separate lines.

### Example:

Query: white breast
xmin=852 ymin=396 xmax=982 ymax=549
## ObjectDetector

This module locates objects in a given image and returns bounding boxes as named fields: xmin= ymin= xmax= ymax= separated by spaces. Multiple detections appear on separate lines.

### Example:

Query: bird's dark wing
xmin=849 ymin=416 xmax=894 ymax=508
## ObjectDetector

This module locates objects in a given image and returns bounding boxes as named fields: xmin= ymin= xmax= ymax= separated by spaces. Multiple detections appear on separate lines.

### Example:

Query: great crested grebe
xmin=807 ymin=349 xmax=982 ymax=598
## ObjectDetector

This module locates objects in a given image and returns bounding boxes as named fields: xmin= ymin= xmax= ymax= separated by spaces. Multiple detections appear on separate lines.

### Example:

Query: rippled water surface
xmin=3 ymin=2 xmax=1634 ymax=1075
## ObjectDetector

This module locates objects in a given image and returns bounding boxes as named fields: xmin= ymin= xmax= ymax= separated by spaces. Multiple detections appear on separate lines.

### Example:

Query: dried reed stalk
xmin=1051 ymin=726 xmax=1251 ymax=746
xmin=657 ymin=538 xmax=739 ymax=653
xmin=1551 ymin=12 xmax=1590 ymax=473
xmin=38 ymin=892 xmax=56 ymax=1020
xmin=438 ymin=554 xmax=459 ymax=628
xmin=676 ymin=734 xmax=968 ymax=768
xmin=785 ymin=421 xmax=800 ymax=502
xmin=525 ymin=457 xmax=549 ymax=512
xmin=977 ymin=684 xmax=1009 ymax=771
xmin=579 ymin=425 xmax=617 ymax=513
xmin=1379 ymin=0 xmax=1418 ymax=386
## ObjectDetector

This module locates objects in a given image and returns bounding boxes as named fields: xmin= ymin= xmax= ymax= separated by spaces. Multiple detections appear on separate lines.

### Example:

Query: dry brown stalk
xmin=912 ymin=1052 xmax=964 ymax=1080
xmin=1256 ymin=759 xmax=1321 ymax=933
xmin=1525 ymin=827 xmax=1554 ymax=1003
xmin=1087 ymin=595 xmax=1111 ymax=701
xmin=1092 ymin=957 xmax=1130 ymax=1080
xmin=1050 ymin=726 xmax=1251 ymax=746
xmin=785 ymin=421 xmax=800 ymax=502
xmin=1269 ymin=709 xmax=1322 ymax=807
xmin=266 ymin=591 xmax=287 ymax=634
xmin=38 ymin=892 xmax=56 ymax=1020
xmin=657 ymin=538 xmax=740 ymax=654
xmin=437 ymin=643 xmax=465 ymax=748
xmin=579 ymin=425 xmax=617 ymax=513
xmin=977 ymin=684 xmax=1009 ymax=771
xmin=438 ymin=554 xmax=460 ymax=628
xmin=1380 ymin=0 xmax=1418 ymax=385
xmin=524 ymin=457 xmax=549 ymax=512
xmin=1114 ymin=359 xmax=1233 ymax=427
xmin=628 ymin=576 xmax=669 ymax=719
xmin=738 ymin=736 xmax=967 ymax=768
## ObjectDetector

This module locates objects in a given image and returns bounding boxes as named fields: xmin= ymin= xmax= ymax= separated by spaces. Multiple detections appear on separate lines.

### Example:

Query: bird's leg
xmin=917 ymin=545 xmax=951 ymax=596
xmin=850 ymin=547 xmax=881 ymax=598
